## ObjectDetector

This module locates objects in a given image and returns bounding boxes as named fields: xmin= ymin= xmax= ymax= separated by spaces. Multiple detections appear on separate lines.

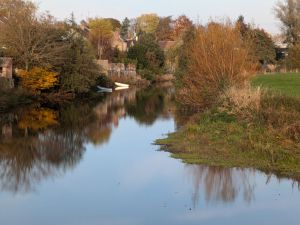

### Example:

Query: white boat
xmin=97 ymin=86 xmax=113 ymax=93
xmin=115 ymin=86 xmax=129 ymax=91
xmin=115 ymin=82 xmax=129 ymax=88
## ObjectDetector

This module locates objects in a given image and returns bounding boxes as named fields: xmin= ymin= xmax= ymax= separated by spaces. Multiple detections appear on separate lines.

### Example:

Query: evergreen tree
xmin=59 ymin=17 xmax=101 ymax=94
xmin=127 ymin=33 xmax=165 ymax=77
xmin=120 ymin=17 xmax=130 ymax=39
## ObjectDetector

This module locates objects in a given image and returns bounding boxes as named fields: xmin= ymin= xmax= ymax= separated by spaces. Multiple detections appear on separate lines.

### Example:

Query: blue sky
xmin=38 ymin=0 xmax=280 ymax=34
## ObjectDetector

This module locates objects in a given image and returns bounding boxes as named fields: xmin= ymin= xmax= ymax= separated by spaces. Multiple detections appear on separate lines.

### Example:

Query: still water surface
xmin=0 ymin=86 xmax=299 ymax=225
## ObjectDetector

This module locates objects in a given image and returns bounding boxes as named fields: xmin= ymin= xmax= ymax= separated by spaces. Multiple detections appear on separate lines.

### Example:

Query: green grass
xmin=156 ymin=111 xmax=300 ymax=180
xmin=252 ymin=73 xmax=300 ymax=97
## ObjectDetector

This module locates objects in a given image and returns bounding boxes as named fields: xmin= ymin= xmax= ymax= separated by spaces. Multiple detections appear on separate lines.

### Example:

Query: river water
xmin=0 ymin=86 xmax=299 ymax=225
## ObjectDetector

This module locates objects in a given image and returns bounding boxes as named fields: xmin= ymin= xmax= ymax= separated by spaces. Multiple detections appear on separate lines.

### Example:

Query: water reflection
xmin=185 ymin=164 xmax=300 ymax=208
xmin=0 ymin=84 xmax=299 ymax=215
xmin=186 ymin=165 xmax=256 ymax=207
xmin=0 ymin=86 xmax=175 ymax=193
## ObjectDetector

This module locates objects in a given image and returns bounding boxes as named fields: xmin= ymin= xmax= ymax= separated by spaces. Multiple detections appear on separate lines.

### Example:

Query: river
xmin=0 ymin=86 xmax=299 ymax=225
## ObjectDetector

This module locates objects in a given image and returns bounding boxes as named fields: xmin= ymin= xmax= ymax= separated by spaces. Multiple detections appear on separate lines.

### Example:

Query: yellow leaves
xmin=18 ymin=108 xmax=59 ymax=131
xmin=88 ymin=18 xmax=114 ymax=40
xmin=137 ymin=14 xmax=160 ymax=34
xmin=16 ymin=67 xmax=59 ymax=92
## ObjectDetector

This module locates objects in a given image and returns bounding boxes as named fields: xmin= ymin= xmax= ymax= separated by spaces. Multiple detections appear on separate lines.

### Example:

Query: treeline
xmin=0 ymin=0 xmax=199 ymax=95
xmin=0 ymin=0 xmax=100 ymax=95
xmin=174 ymin=0 xmax=300 ymax=109
xmin=86 ymin=14 xmax=195 ymax=79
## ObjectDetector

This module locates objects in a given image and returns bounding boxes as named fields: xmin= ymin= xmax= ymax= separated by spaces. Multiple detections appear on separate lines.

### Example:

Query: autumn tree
xmin=275 ymin=0 xmax=300 ymax=46
xmin=0 ymin=0 xmax=68 ymax=70
xmin=156 ymin=16 xmax=174 ymax=41
xmin=103 ymin=18 xmax=121 ymax=31
xmin=178 ymin=22 xmax=255 ymax=109
xmin=173 ymin=15 xmax=193 ymax=39
xmin=88 ymin=18 xmax=114 ymax=59
xmin=136 ymin=13 xmax=160 ymax=34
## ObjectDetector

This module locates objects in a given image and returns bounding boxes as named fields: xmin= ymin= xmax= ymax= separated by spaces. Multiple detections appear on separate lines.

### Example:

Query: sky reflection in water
xmin=0 ymin=86 xmax=299 ymax=225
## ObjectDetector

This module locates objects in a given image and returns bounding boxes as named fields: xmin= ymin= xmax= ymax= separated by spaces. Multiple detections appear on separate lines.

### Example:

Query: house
xmin=158 ymin=41 xmax=176 ymax=52
xmin=111 ymin=29 xmax=128 ymax=52
xmin=0 ymin=57 xmax=13 ymax=79
xmin=80 ymin=20 xmax=90 ymax=35
xmin=273 ymin=35 xmax=288 ymax=61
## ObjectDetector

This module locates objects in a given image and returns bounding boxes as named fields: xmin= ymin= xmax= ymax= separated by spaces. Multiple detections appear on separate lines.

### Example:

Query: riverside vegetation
xmin=0 ymin=0 xmax=193 ymax=112
xmin=157 ymin=1 xmax=300 ymax=180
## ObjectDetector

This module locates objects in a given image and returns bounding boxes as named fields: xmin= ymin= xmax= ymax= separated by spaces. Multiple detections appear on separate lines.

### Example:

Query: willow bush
xmin=177 ymin=21 xmax=256 ymax=109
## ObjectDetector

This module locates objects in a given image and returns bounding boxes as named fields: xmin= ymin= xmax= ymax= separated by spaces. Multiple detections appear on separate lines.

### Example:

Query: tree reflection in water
xmin=186 ymin=165 xmax=256 ymax=207
xmin=0 ymin=86 xmax=175 ymax=193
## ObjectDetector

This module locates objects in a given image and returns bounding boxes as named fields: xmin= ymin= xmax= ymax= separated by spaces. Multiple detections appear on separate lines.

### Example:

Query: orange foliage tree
xmin=178 ymin=22 xmax=256 ymax=109
xmin=173 ymin=15 xmax=193 ymax=39
xmin=16 ymin=67 xmax=59 ymax=92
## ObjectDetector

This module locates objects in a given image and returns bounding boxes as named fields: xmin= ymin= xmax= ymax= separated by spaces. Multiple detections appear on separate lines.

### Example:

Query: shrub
xmin=16 ymin=67 xmax=58 ymax=92
xmin=177 ymin=21 xmax=256 ymax=109
xmin=221 ymin=85 xmax=262 ymax=120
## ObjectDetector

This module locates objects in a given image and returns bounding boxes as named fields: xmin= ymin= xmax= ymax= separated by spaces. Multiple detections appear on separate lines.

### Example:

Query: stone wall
xmin=97 ymin=60 xmax=137 ymax=77
xmin=108 ymin=63 xmax=136 ymax=77
xmin=0 ymin=57 xmax=14 ymax=89
xmin=0 ymin=57 xmax=13 ymax=79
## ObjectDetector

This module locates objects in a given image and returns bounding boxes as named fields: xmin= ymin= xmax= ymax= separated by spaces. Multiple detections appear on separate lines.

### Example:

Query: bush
xmin=177 ymin=22 xmax=256 ymax=109
xmin=16 ymin=67 xmax=58 ymax=92
xmin=221 ymin=85 xmax=262 ymax=120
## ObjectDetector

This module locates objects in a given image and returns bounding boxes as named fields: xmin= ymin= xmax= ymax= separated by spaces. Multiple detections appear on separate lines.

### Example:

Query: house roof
xmin=158 ymin=41 xmax=176 ymax=50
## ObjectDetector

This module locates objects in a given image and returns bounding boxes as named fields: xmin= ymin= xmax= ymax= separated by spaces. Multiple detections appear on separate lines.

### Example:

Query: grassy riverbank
xmin=157 ymin=73 xmax=300 ymax=180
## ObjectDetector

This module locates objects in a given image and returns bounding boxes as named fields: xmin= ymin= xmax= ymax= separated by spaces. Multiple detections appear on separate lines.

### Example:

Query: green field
xmin=252 ymin=73 xmax=300 ymax=97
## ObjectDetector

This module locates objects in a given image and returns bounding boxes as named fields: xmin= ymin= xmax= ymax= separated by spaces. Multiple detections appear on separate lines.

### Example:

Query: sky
xmin=37 ymin=0 xmax=280 ymax=34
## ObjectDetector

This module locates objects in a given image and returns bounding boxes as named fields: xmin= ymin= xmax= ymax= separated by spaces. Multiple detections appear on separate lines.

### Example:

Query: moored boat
xmin=114 ymin=82 xmax=129 ymax=88
xmin=97 ymin=86 xmax=113 ymax=93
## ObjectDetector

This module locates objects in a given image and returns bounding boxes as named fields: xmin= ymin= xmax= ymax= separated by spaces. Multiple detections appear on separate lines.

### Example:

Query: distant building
xmin=80 ymin=20 xmax=90 ymax=35
xmin=0 ymin=57 xmax=13 ymax=79
xmin=272 ymin=35 xmax=288 ymax=61
xmin=158 ymin=41 xmax=176 ymax=52
xmin=111 ymin=29 xmax=128 ymax=52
